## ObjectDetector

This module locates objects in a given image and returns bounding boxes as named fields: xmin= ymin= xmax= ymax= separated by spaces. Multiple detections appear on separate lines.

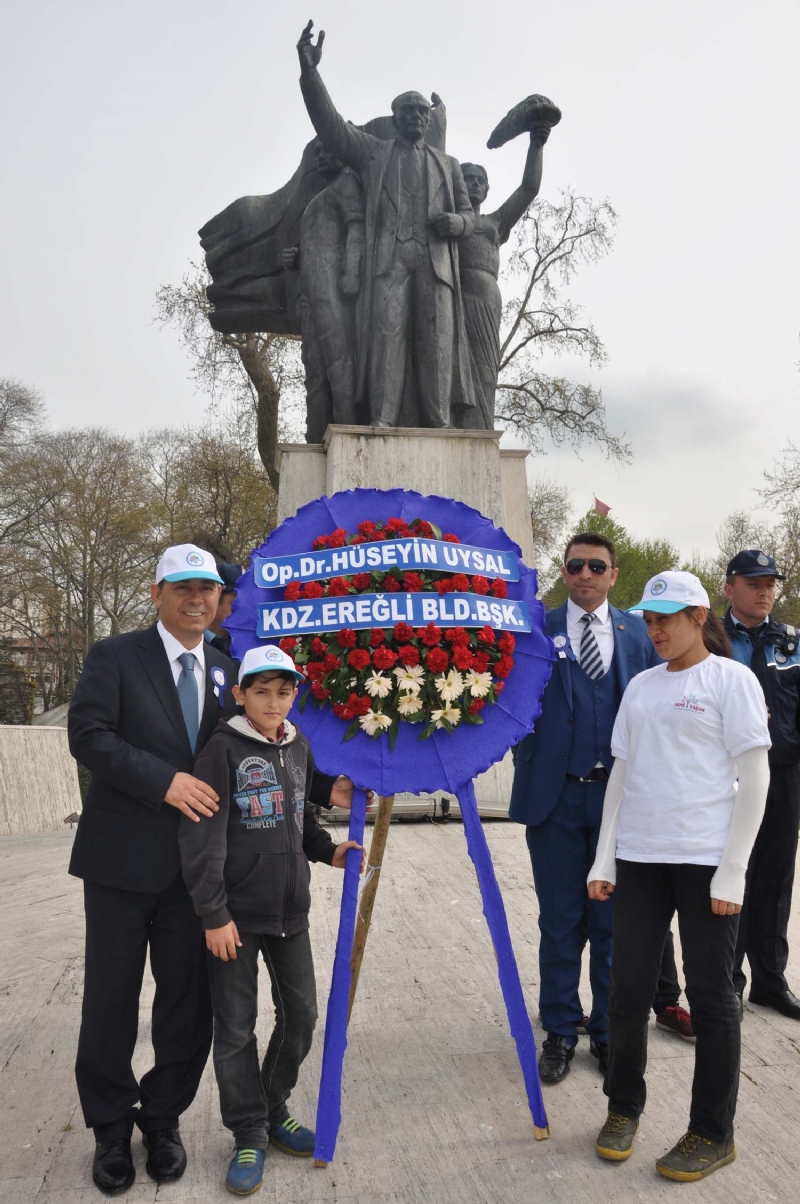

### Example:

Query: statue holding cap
xmin=297 ymin=20 xmax=477 ymax=428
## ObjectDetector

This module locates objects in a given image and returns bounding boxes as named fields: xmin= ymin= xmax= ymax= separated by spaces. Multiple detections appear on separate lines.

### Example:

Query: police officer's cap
xmin=725 ymin=549 xmax=785 ymax=580
xmin=216 ymin=563 xmax=243 ymax=593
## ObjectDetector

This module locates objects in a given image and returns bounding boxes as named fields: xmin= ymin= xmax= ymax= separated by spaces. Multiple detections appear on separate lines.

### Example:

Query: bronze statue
xmin=297 ymin=21 xmax=477 ymax=429
xmin=457 ymin=108 xmax=556 ymax=429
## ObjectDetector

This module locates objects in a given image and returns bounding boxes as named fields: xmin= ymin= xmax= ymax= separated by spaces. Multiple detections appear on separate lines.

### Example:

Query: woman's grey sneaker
xmin=656 ymin=1132 xmax=736 ymax=1181
xmin=596 ymin=1112 xmax=638 ymax=1161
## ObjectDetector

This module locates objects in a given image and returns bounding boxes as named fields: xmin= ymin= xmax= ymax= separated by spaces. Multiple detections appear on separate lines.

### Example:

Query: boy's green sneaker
xmin=268 ymin=1116 xmax=315 ymax=1157
xmin=656 ymin=1131 xmax=736 ymax=1181
xmin=596 ymin=1112 xmax=638 ymax=1161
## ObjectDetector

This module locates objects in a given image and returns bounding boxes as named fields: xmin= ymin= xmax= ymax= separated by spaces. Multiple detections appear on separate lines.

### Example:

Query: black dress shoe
xmin=748 ymin=988 xmax=800 ymax=1020
xmin=92 ymin=1138 xmax=135 ymax=1195
xmin=538 ymin=1034 xmax=575 ymax=1084
xmin=142 ymin=1128 xmax=187 ymax=1182
xmin=589 ymin=1038 xmax=609 ymax=1075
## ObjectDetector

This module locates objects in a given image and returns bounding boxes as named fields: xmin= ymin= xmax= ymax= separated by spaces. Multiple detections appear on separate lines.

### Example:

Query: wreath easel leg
xmin=349 ymin=793 xmax=395 ymax=1019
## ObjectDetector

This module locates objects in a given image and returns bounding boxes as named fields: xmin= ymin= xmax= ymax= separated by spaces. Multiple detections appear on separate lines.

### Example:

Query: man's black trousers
xmin=76 ymin=875 xmax=212 ymax=1141
xmin=733 ymin=761 xmax=800 ymax=996
xmin=605 ymin=860 xmax=741 ymax=1144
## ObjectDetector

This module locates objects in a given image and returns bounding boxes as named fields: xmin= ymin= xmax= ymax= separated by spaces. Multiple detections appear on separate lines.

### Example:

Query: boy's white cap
xmin=238 ymin=644 xmax=305 ymax=686
xmin=155 ymin=544 xmax=224 ymax=585
xmin=628 ymin=570 xmax=710 ymax=614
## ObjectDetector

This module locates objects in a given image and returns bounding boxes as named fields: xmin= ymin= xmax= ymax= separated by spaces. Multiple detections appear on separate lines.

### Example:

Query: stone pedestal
xmin=275 ymin=426 xmax=533 ymax=811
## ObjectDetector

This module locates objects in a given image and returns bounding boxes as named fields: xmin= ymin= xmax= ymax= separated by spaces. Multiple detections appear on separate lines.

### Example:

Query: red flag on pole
xmin=594 ymin=497 xmax=611 ymax=516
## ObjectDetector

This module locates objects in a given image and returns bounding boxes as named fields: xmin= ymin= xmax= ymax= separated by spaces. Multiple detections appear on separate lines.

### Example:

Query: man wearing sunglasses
xmin=510 ymin=532 xmax=660 ymax=1084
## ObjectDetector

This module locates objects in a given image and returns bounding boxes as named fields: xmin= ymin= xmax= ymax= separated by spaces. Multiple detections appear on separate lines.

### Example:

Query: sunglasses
xmin=565 ymin=558 xmax=612 ymax=576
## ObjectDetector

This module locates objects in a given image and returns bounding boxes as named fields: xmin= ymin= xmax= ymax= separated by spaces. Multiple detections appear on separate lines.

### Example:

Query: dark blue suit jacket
xmin=508 ymin=602 xmax=659 ymax=827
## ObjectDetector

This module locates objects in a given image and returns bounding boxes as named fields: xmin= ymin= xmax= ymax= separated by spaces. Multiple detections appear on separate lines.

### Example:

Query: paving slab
xmin=0 ymin=823 xmax=798 ymax=1202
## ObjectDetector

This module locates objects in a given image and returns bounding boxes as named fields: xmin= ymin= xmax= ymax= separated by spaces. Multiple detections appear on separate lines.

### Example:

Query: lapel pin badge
xmin=211 ymin=666 xmax=227 ymax=705
xmin=553 ymin=634 xmax=567 ymax=649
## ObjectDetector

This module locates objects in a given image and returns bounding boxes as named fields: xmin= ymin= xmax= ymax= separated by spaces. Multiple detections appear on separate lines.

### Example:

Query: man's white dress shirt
xmin=157 ymin=621 xmax=206 ymax=715
xmin=566 ymin=598 xmax=614 ymax=675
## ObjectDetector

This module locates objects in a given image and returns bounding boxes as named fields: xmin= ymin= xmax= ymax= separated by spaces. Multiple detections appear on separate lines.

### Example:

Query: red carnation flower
xmin=348 ymin=648 xmax=371 ymax=671
xmin=452 ymin=646 xmax=474 ymax=671
xmin=328 ymin=528 xmax=347 ymax=548
xmin=443 ymin=532 xmax=461 ymax=543
xmin=279 ymin=637 xmax=297 ymax=653
xmin=333 ymin=701 xmax=354 ymax=719
xmin=372 ymin=530 xmax=386 ymax=541
xmin=398 ymin=644 xmax=420 ymax=667
xmin=414 ymin=519 xmax=434 ymax=538
xmin=469 ymin=698 xmax=485 ymax=715
xmin=435 ymin=577 xmax=455 ymax=595
xmin=490 ymin=578 xmax=508 ymax=598
xmin=311 ymin=683 xmax=329 ymax=700
xmin=323 ymin=653 xmax=342 ymax=673
xmin=382 ymin=575 xmax=400 ymax=592
xmin=369 ymin=628 xmax=385 ymax=647
xmin=445 ymin=627 xmax=469 ymax=646
xmin=284 ymin=581 xmax=302 ymax=601
xmin=402 ymin=571 xmax=423 ymax=592
xmin=310 ymin=637 xmax=327 ymax=656
xmin=393 ymin=622 xmax=415 ymax=642
xmin=352 ymin=573 xmax=371 ymax=590
xmin=337 ymin=628 xmax=357 ymax=648
xmin=372 ymin=646 xmax=398 ymax=670
xmin=477 ymin=626 xmax=495 ymax=646
xmin=356 ymin=695 xmax=372 ymax=715
xmin=425 ymin=646 xmax=449 ymax=673
xmin=304 ymin=580 xmax=325 ymax=599
xmin=473 ymin=650 xmax=490 ymax=673
xmin=495 ymin=656 xmax=514 ymax=679
xmin=306 ymin=662 xmax=326 ymax=682
xmin=471 ymin=575 xmax=490 ymax=595
xmin=326 ymin=577 xmax=350 ymax=597
xmin=350 ymin=534 xmax=366 ymax=544
xmin=385 ymin=517 xmax=407 ymax=534
xmin=312 ymin=535 xmax=329 ymax=550
xmin=451 ymin=573 xmax=470 ymax=592
xmin=499 ymin=633 xmax=516 ymax=654
xmin=358 ymin=520 xmax=378 ymax=537
xmin=494 ymin=681 xmax=505 ymax=695
xmin=419 ymin=623 xmax=442 ymax=647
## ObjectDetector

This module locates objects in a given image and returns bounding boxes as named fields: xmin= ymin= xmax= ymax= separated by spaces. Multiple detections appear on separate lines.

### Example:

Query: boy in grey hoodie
xmin=179 ymin=645 xmax=363 ymax=1195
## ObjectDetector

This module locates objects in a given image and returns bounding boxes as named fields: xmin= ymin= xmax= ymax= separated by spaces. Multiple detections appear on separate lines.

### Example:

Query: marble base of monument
xmin=275 ymin=427 xmax=534 ymax=814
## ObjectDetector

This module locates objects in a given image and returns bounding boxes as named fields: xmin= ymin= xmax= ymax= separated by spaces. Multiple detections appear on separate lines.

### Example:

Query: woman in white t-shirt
xmin=587 ymin=571 xmax=770 ymax=1182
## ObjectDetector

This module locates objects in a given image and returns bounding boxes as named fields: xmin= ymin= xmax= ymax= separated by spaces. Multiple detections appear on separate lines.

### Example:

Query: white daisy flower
xmin=364 ymin=671 xmax=392 ymax=698
xmin=393 ymin=663 xmax=425 ymax=694
xmin=434 ymin=669 xmax=465 ymax=703
xmin=359 ymin=709 xmax=392 ymax=736
xmin=464 ymin=670 xmax=493 ymax=698
xmin=397 ymin=693 xmax=424 ymax=718
xmin=431 ymin=705 xmax=462 ymax=729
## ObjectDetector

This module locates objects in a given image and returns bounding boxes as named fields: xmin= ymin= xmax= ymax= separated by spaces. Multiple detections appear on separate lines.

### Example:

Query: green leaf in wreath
xmin=297 ymin=689 xmax=310 ymax=713
xmin=343 ymin=718 xmax=361 ymax=742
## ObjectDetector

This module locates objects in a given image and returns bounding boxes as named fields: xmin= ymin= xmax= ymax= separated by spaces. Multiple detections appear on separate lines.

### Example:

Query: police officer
xmin=725 ymin=549 xmax=800 ymax=1020
xmin=203 ymin=563 xmax=242 ymax=658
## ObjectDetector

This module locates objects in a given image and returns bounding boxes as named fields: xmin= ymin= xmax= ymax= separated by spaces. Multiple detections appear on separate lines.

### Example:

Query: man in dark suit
xmin=68 ymin=544 xmax=238 ymax=1194
xmin=509 ymin=532 xmax=660 ymax=1083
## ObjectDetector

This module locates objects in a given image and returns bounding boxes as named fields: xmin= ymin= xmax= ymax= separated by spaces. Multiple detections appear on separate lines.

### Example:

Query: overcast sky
xmin=2 ymin=0 xmax=798 ymax=558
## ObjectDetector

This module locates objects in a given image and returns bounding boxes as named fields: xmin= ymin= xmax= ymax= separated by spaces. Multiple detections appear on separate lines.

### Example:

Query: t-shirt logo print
xmin=650 ymin=579 xmax=668 ymax=596
xmin=674 ymin=693 xmax=706 ymax=714
xmin=234 ymin=756 xmax=284 ymax=828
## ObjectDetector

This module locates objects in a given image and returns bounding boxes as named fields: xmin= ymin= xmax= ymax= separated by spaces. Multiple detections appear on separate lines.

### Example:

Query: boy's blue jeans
xmin=208 ymin=930 xmax=318 ymax=1148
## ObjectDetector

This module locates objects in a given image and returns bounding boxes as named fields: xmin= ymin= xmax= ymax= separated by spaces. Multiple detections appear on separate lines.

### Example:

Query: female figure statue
xmin=457 ymin=119 xmax=553 ymax=429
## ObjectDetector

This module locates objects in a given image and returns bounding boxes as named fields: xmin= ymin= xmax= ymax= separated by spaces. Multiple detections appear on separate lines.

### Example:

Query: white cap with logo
xmin=628 ymin=570 xmax=710 ymax=614
xmin=238 ymin=644 xmax=305 ymax=686
xmin=155 ymin=544 xmax=224 ymax=585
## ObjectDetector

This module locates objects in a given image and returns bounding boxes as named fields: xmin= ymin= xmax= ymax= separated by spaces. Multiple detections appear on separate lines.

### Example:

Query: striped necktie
xmin=579 ymin=612 xmax=605 ymax=680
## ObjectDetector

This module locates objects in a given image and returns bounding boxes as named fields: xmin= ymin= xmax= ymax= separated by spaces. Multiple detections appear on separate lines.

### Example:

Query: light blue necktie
xmin=176 ymin=652 xmax=199 ymax=751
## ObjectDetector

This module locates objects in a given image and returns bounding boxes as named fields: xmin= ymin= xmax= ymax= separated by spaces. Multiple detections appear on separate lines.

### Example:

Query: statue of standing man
xmin=297 ymin=21 xmax=477 ymax=429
